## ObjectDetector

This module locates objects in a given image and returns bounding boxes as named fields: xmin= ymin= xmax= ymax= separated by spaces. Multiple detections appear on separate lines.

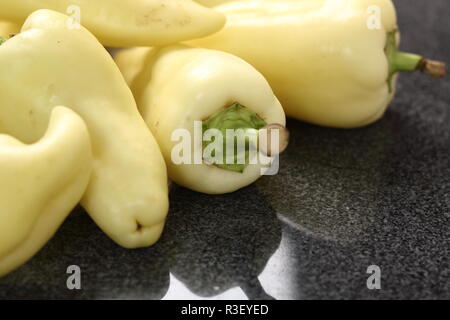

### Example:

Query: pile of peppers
xmin=0 ymin=0 xmax=446 ymax=276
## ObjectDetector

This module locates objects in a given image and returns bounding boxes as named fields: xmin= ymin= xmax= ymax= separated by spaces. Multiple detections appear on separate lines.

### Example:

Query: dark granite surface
xmin=0 ymin=0 xmax=449 ymax=299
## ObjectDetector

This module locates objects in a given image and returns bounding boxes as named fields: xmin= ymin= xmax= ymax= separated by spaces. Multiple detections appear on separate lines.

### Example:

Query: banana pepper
xmin=115 ymin=46 xmax=287 ymax=194
xmin=0 ymin=107 xmax=92 ymax=276
xmin=0 ymin=10 xmax=169 ymax=249
xmin=0 ymin=0 xmax=225 ymax=47
xmin=190 ymin=0 xmax=447 ymax=128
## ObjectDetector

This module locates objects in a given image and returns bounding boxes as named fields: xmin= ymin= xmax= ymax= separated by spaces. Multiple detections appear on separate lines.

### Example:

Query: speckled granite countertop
xmin=0 ymin=0 xmax=449 ymax=300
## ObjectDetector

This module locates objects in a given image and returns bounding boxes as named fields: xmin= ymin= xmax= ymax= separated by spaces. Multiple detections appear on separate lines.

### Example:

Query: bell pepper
xmin=115 ymin=45 xmax=288 ymax=194
xmin=0 ymin=0 xmax=225 ymax=47
xmin=190 ymin=0 xmax=447 ymax=128
xmin=0 ymin=107 xmax=92 ymax=276
xmin=0 ymin=10 xmax=169 ymax=248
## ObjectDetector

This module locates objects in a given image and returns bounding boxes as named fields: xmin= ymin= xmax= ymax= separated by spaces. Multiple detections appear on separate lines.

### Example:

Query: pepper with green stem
xmin=190 ymin=0 xmax=447 ymax=128
xmin=386 ymin=31 xmax=446 ymax=91
xmin=115 ymin=45 xmax=287 ymax=194
xmin=203 ymin=103 xmax=287 ymax=173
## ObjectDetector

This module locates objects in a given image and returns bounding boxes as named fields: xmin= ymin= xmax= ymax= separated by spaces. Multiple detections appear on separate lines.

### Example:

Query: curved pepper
xmin=115 ymin=45 xmax=287 ymax=194
xmin=190 ymin=0 xmax=447 ymax=128
xmin=0 ymin=0 xmax=225 ymax=47
xmin=0 ymin=10 xmax=169 ymax=248
xmin=0 ymin=107 xmax=92 ymax=276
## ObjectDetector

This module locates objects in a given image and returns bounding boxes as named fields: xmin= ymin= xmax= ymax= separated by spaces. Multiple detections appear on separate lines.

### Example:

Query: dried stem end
xmin=418 ymin=59 xmax=447 ymax=78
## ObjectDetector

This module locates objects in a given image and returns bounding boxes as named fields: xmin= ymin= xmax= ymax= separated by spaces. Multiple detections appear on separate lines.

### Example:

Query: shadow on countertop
xmin=1 ymin=96 xmax=448 ymax=299
xmin=254 ymin=98 xmax=449 ymax=299
xmin=0 ymin=185 xmax=281 ymax=300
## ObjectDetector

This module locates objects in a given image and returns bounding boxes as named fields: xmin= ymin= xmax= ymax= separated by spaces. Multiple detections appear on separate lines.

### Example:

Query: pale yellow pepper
xmin=0 ymin=10 xmax=169 ymax=248
xmin=115 ymin=45 xmax=286 ymax=194
xmin=0 ymin=20 xmax=20 ymax=39
xmin=0 ymin=107 xmax=92 ymax=276
xmin=190 ymin=0 xmax=446 ymax=128
xmin=195 ymin=0 xmax=232 ymax=7
xmin=0 ymin=0 xmax=225 ymax=47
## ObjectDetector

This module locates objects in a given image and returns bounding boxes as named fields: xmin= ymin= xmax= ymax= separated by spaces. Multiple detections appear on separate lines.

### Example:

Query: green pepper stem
xmin=392 ymin=51 xmax=422 ymax=72
xmin=386 ymin=31 xmax=447 ymax=90
xmin=393 ymin=52 xmax=447 ymax=77
xmin=202 ymin=103 xmax=288 ymax=173
xmin=0 ymin=37 xmax=5 ymax=46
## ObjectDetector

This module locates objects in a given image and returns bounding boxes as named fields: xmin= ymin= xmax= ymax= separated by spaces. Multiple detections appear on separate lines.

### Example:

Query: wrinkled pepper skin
xmin=190 ymin=0 xmax=401 ymax=128
xmin=0 ymin=107 xmax=92 ymax=276
xmin=115 ymin=46 xmax=286 ymax=194
xmin=1 ymin=0 xmax=225 ymax=47
xmin=0 ymin=10 xmax=169 ymax=248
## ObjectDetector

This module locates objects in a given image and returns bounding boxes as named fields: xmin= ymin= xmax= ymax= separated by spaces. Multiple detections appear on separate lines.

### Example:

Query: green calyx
xmin=0 ymin=37 xmax=5 ymax=46
xmin=385 ymin=30 xmax=447 ymax=91
xmin=385 ymin=31 xmax=423 ymax=91
xmin=202 ymin=103 xmax=267 ymax=173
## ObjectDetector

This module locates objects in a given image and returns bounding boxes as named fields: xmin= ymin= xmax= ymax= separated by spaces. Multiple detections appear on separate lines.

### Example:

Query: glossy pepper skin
xmin=115 ymin=45 xmax=286 ymax=194
xmin=0 ymin=0 xmax=225 ymax=47
xmin=190 ymin=0 xmax=446 ymax=128
xmin=0 ymin=107 xmax=92 ymax=276
xmin=0 ymin=10 xmax=169 ymax=249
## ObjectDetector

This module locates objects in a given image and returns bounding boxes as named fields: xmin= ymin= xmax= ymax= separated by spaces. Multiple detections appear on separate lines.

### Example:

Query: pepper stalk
xmin=202 ymin=103 xmax=289 ymax=173
xmin=386 ymin=30 xmax=447 ymax=91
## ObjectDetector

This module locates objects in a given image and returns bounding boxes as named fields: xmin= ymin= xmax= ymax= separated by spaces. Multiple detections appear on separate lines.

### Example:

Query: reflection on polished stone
xmin=0 ymin=185 xmax=282 ymax=300
xmin=256 ymin=117 xmax=393 ymax=242
xmin=164 ymin=185 xmax=281 ymax=300
xmin=162 ymin=273 xmax=247 ymax=300
xmin=259 ymin=231 xmax=301 ymax=300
